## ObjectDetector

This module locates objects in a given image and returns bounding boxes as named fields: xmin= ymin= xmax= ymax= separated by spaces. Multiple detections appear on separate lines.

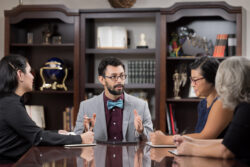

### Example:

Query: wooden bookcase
xmin=79 ymin=2 xmax=242 ymax=132
xmin=4 ymin=5 xmax=80 ymax=130
xmin=79 ymin=8 xmax=166 ymax=129
xmin=4 ymin=2 xmax=242 ymax=133
xmin=163 ymin=2 xmax=242 ymax=133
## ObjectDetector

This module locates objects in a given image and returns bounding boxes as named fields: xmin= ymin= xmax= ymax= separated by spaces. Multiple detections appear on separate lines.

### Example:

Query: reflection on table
xmin=12 ymin=143 xmax=250 ymax=167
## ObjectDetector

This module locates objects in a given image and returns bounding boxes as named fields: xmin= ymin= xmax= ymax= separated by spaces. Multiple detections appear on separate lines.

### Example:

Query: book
xmin=227 ymin=34 xmax=236 ymax=56
xmin=25 ymin=105 xmax=45 ymax=129
xmin=213 ymin=34 xmax=228 ymax=57
xmin=97 ymin=26 xmax=127 ymax=49
xmin=166 ymin=104 xmax=172 ymax=135
xmin=127 ymin=59 xmax=155 ymax=84
xmin=63 ymin=107 xmax=74 ymax=131
xmin=169 ymin=104 xmax=177 ymax=135
xmin=188 ymin=83 xmax=196 ymax=98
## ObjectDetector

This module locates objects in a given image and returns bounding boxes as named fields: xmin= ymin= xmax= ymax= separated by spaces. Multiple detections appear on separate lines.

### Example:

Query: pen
xmin=180 ymin=129 xmax=187 ymax=136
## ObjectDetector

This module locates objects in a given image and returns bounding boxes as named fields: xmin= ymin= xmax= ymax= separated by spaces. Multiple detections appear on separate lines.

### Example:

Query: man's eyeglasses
xmin=189 ymin=77 xmax=204 ymax=84
xmin=104 ymin=74 xmax=127 ymax=81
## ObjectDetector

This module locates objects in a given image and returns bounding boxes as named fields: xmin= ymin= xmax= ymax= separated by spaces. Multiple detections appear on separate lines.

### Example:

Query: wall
xmin=0 ymin=0 xmax=249 ymax=59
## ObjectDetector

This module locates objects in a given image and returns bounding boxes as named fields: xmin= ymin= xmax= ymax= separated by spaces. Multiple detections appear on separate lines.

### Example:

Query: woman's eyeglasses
xmin=189 ymin=77 xmax=204 ymax=84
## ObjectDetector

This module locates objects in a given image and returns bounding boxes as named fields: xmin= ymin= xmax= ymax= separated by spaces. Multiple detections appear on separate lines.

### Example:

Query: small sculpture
xmin=51 ymin=25 xmax=62 ymax=44
xmin=168 ymin=32 xmax=183 ymax=57
xmin=173 ymin=64 xmax=187 ymax=99
xmin=137 ymin=33 xmax=148 ymax=48
xmin=173 ymin=70 xmax=181 ymax=99
xmin=42 ymin=25 xmax=51 ymax=44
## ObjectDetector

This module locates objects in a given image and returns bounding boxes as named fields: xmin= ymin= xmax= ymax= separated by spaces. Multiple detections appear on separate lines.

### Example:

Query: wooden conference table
xmin=13 ymin=143 xmax=249 ymax=167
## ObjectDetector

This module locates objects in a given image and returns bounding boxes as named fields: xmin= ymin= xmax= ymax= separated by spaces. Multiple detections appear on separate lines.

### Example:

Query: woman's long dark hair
xmin=0 ymin=55 xmax=27 ymax=94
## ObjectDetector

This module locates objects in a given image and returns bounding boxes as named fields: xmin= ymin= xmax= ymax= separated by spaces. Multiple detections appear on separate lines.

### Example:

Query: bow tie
xmin=107 ymin=99 xmax=123 ymax=110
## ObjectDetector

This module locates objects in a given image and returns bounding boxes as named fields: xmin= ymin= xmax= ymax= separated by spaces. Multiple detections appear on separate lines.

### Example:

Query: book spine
xmin=213 ymin=34 xmax=220 ymax=57
xmin=63 ymin=111 xmax=67 ymax=131
xmin=169 ymin=104 xmax=176 ymax=135
xmin=70 ymin=107 xmax=74 ymax=131
xmin=213 ymin=34 xmax=228 ymax=57
xmin=166 ymin=104 xmax=172 ymax=135
xmin=128 ymin=61 xmax=132 ymax=84
xmin=227 ymin=34 xmax=236 ymax=56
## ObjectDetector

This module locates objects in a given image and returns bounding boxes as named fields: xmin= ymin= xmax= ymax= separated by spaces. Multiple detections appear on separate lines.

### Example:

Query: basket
xmin=108 ymin=0 xmax=136 ymax=8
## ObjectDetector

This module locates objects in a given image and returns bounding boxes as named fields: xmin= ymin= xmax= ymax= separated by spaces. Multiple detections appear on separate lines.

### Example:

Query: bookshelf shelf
xmin=11 ymin=43 xmax=75 ymax=47
xmin=86 ymin=48 xmax=156 ymax=54
xmin=166 ymin=57 xmax=226 ymax=61
xmin=166 ymin=98 xmax=201 ymax=103
xmin=31 ymin=90 xmax=74 ymax=94
xmin=85 ymin=83 xmax=155 ymax=89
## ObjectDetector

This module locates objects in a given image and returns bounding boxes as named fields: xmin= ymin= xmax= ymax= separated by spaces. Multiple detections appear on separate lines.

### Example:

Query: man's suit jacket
xmin=74 ymin=92 xmax=153 ymax=141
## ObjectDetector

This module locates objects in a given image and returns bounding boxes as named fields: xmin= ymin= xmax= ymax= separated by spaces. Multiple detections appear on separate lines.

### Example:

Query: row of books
xmin=63 ymin=107 xmax=74 ymax=132
xmin=166 ymin=103 xmax=178 ymax=135
xmin=25 ymin=105 xmax=75 ymax=131
xmin=213 ymin=34 xmax=236 ymax=57
xmin=127 ymin=59 xmax=155 ymax=84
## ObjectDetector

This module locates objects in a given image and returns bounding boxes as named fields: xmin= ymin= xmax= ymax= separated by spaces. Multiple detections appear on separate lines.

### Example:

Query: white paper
xmin=97 ymin=26 xmax=127 ymax=48
xmin=168 ymin=149 xmax=178 ymax=155
xmin=146 ymin=142 xmax=176 ymax=148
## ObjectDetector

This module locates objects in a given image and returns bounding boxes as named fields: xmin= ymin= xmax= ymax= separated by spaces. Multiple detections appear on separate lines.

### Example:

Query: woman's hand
xmin=173 ymin=135 xmax=193 ymax=146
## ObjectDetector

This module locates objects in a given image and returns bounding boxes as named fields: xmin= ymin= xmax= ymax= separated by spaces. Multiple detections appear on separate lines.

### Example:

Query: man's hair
xmin=215 ymin=56 xmax=250 ymax=109
xmin=98 ymin=57 xmax=125 ymax=76
xmin=0 ymin=54 xmax=27 ymax=94
xmin=189 ymin=56 xmax=219 ymax=85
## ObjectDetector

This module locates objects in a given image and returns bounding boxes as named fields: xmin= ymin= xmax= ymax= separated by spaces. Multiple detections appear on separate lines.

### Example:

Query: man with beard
xmin=74 ymin=57 xmax=153 ymax=142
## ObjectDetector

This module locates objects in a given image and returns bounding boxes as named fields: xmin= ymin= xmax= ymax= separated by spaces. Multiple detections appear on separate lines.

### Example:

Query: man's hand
xmin=80 ymin=131 xmax=94 ymax=144
xmin=84 ymin=113 xmax=96 ymax=132
xmin=134 ymin=109 xmax=144 ymax=134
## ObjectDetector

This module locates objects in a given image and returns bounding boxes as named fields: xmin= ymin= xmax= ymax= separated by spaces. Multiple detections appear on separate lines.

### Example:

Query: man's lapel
xmin=96 ymin=92 xmax=108 ymax=140
xmin=122 ymin=93 xmax=133 ymax=140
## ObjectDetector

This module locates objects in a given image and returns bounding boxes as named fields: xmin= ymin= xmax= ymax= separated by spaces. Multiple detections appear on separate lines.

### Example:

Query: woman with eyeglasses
xmin=0 ymin=55 xmax=94 ymax=163
xmin=174 ymin=56 xmax=250 ymax=161
xmin=150 ymin=56 xmax=233 ymax=145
